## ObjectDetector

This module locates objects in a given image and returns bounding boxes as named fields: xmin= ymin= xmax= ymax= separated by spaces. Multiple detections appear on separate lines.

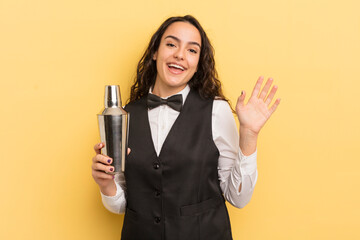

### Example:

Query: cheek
xmin=155 ymin=60 xmax=163 ymax=76
xmin=189 ymin=57 xmax=200 ymax=71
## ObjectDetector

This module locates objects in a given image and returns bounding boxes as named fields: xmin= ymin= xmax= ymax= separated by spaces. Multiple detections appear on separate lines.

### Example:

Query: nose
xmin=174 ymin=48 xmax=185 ymax=60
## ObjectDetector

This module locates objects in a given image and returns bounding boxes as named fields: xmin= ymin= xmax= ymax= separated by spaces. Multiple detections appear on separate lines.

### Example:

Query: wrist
xmin=100 ymin=180 xmax=116 ymax=196
xmin=239 ymin=126 xmax=259 ymax=139
xmin=239 ymin=127 xmax=258 ymax=156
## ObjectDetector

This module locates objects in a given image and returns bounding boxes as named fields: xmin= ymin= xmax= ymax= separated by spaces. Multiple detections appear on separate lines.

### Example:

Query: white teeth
xmin=168 ymin=63 xmax=185 ymax=71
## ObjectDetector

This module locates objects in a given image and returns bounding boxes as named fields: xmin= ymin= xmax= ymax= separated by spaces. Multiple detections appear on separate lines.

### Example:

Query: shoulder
xmin=213 ymin=98 xmax=233 ymax=116
xmin=124 ymin=96 xmax=147 ymax=112
xmin=212 ymin=98 xmax=236 ymax=130
xmin=211 ymin=98 xmax=238 ymax=143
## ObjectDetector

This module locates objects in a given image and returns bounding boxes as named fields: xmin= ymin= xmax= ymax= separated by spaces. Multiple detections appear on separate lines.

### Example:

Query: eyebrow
xmin=164 ymin=35 xmax=201 ymax=48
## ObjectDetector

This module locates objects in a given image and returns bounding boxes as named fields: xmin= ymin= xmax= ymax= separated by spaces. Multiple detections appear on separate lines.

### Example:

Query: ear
xmin=153 ymin=51 xmax=157 ymax=60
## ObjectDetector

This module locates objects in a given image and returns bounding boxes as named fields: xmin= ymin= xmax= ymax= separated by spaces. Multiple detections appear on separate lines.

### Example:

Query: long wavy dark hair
xmin=129 ymin=15 xmax=229 ymax=104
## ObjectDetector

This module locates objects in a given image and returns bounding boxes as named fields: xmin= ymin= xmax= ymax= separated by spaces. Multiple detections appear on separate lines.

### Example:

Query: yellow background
xmin=1 ymin=0 xmax=359 ymax=239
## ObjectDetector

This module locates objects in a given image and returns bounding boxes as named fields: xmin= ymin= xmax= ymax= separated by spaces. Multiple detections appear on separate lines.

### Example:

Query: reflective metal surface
xmin=97 ymin=85 xmax=129 ymax=173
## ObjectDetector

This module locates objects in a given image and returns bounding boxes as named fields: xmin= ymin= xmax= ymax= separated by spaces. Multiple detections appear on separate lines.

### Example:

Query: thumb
xmin=236 ymin=90 xmax=246 ymax=108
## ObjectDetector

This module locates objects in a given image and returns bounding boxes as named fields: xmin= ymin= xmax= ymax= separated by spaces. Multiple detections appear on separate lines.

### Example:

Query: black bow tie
xmin=147 ymin=93 xmax=183 ymax=112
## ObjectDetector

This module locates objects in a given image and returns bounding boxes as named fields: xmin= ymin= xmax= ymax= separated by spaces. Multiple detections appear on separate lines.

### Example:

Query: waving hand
xmin=236 ymin=76 xmax=281 ymax=135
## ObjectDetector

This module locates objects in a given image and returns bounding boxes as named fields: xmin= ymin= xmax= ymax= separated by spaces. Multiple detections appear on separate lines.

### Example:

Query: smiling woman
xmin=91 ymin=15 xmax=280 ymax=240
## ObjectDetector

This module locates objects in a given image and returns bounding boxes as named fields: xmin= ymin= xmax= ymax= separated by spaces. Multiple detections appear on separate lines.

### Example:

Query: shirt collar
xmin=149 ymin=85 xmax=190 ymax=105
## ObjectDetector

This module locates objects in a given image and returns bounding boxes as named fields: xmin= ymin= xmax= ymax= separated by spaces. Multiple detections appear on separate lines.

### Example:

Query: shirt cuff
xmin=100 ymin=179 xmax=127 ymax=214
xmin=100 ymin=180 xmax=122 ymax=201
xmin=233 ymin=148 xmax=258 ymax=195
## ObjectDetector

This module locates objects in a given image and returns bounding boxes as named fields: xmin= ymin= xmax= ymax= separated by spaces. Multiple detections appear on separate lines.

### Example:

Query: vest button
xmin=153 ymin=162 xmax=160 ymax=169
xmin=154 ymin=217 xmax=161 ymax=223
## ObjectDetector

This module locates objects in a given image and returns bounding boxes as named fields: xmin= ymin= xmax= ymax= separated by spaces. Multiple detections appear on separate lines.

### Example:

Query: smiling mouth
xmin=167 ymin=63 xmax=186 ymax=71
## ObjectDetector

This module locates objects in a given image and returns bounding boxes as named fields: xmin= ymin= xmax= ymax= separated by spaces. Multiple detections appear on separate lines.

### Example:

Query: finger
xmin=236 ymin=91 xmax=246 ymax=108
xmin=94 ymin=142 xmax=105 ymax=155
xmin=93 ymin=154 xmax=112 ymax=165
xmin=264 ymin=85 xmax=278 ymax=106
xmin=250 ymin=76 xmax=265 ymax=98
xmin=259 ymin=78 xmax=273 ymax=100
xmin=269 ymin=98 xmax=281 ymax=115
xmin=92 ymin=162 xmax=115 ymax=173
xmin=127 ymin=148 xmax=131 ymax=155
xmin=92 ymin=170 xmax=114 ymax=180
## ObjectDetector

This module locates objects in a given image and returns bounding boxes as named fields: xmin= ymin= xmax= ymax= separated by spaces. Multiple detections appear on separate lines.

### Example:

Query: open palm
xmin=236 ymin=76 xmax=281 ymax=135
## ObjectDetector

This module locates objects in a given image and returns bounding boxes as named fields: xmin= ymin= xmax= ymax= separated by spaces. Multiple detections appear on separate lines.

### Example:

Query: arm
xmin=215 ymin=76 xmax=280 ymax=208
xmin=213 ymin=100 xmax=258 ymax=208
xmin=92 ymin=143 xmax=127 ymax=214
xmin=236 ymin=76 xmax=281 ymax=191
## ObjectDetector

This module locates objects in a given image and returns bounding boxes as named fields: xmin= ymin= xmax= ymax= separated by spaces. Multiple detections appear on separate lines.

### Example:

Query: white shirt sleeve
xmin=213 ymin=100 xmax=258 ymax=208
xmin=100 ymin=172 xmax=127 ymax=214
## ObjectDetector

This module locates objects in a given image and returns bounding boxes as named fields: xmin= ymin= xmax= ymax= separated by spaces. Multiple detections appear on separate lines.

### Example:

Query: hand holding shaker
xmin=97 ymin=85 xmax=129 ymax=173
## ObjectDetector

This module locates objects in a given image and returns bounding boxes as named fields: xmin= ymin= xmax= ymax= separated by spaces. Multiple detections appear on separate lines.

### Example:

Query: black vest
xmin=122 ymin=90 xmax=233 ymax=240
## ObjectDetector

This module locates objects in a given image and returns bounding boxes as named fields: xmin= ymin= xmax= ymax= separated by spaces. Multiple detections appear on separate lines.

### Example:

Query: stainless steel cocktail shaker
xmin=97 ymin=85 xmax=129 ymax=173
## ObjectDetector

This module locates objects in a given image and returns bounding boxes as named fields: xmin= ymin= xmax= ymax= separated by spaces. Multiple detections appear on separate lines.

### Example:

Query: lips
xmin=167 ymin=63 xmax=187 ymax=74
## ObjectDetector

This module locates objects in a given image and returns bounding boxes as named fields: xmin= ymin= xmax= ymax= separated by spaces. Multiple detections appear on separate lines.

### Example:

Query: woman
xmin=92 ymin=15 xmax=280 ymax=240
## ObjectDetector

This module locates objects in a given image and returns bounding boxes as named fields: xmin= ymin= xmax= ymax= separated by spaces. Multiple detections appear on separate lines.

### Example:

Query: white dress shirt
xmin=101 ymin=85 xmax=258 ymax=214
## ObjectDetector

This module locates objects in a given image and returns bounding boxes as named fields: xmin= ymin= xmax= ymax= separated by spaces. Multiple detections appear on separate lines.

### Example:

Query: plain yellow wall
xmin=1 ymin=0 xmax=359 ymax=239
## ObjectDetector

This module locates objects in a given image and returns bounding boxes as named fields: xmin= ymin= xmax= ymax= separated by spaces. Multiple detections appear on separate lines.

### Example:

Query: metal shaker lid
xmin=105 ymin=85 xmax=121 ymax=108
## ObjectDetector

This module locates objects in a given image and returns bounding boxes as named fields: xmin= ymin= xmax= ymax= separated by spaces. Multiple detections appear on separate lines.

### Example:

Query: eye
xmin=189 ymin=49 xmax=198 ymax=54
xmin=166 ymin=43 xmax=176 ymax=47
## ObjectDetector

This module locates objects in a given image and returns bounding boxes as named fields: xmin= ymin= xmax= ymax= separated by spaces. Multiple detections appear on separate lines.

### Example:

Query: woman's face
xmin=152 ymin=21 xmax=201 ymax=97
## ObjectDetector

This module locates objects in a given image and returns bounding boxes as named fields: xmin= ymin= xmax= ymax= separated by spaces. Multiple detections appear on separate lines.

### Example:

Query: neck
xmin=152 ymin=82 xmax=186 ymax=98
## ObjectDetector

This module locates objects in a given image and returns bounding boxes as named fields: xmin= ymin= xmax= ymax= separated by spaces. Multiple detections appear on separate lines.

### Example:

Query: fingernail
xmin=110 ymin=167 xmax=114 ymax=171
xmin=99 ymin=143 xmax=102 ymax=147
xmin=112 ymin=175 xmax=115 ymax=179
xmin=108 ymin=159 xmax=111 ymax=163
